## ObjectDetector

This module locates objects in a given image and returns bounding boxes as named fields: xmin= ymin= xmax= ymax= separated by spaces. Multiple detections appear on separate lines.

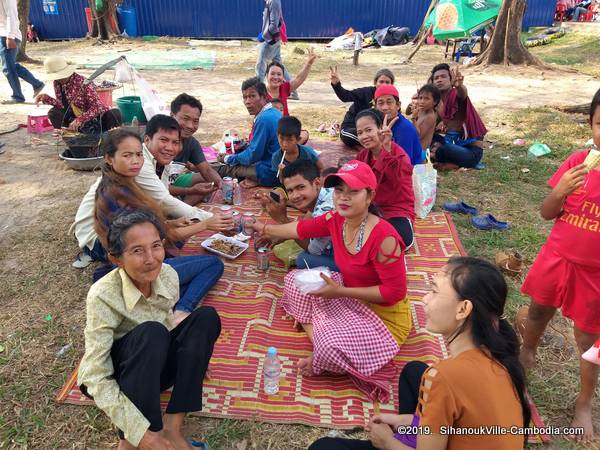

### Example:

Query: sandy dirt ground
xmin=0 ymin=38 xmax=597 ymax=236
xmin=0 ymin=36 xmax=599 ymax=449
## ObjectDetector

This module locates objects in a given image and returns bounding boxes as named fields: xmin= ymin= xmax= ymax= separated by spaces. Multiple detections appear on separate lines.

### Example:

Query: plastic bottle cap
xmin=267 ymin=347 xmax=277 ymax=357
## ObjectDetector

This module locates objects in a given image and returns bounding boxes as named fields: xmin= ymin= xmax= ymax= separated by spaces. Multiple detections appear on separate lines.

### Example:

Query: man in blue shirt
xmin=374 ymin=84 xmax=424 ymax=165
xmin=215 ymin=77 xmax=282 ymax=187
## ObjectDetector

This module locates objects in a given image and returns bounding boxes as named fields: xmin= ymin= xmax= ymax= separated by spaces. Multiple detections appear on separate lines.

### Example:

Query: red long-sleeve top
xmin=297 ymin=212 xmax=407 ymax=305
xmin=357 ymin=142 xmax=415 ymax=222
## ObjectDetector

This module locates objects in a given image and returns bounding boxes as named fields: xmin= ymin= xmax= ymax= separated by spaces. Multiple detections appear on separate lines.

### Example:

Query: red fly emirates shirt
xmin=547 ymin=150 xmax=600 ymax=268
xmin=357 ymin=142 xmax=415 ymax=221
xmin=297 ymin=212 xmax=407 ymax=305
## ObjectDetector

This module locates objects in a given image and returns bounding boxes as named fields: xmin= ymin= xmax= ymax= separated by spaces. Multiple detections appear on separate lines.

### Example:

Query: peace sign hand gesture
xmin=451 ymin=64 xmax=464 ymax=88
xmin=306 ymin=47 xmax=317 ymax=66
xmin=379 ymin=114 xmax=398 ymax=152
xmin=329 ymin=65 xmax=340 ymax=85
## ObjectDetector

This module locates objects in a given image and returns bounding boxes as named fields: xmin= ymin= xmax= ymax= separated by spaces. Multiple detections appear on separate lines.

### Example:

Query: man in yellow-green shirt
xmin=77 ymin=209 xmax=221 ymax=449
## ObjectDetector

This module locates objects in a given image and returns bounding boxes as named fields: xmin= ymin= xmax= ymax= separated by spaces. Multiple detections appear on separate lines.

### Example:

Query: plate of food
xmin=201 ymin=234 xmax=248 ymax=260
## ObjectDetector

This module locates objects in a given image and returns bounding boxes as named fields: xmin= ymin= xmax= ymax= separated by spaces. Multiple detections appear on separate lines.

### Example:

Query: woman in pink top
xmin=251 ymin=160 xmax=411 ymax=401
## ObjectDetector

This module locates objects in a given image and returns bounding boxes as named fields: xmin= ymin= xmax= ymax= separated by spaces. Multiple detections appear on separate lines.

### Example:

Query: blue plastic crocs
xmin=470 ymin=214 xmax=509 ymax=231
xmin=442 ymin=201 xmax=479 ymax=216
xmin=187 ymin=438 xmax=211 ymax=449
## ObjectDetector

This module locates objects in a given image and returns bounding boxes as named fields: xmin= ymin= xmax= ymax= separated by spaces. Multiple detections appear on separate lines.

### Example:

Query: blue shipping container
xmin=30 ymin=0 xmax=88 ymax=40
xmin=29 ymin=0 xmax=555 ymax=40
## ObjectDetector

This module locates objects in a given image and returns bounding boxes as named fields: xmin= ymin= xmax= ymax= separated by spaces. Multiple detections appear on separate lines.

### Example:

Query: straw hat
xmin=43 ymin=56 xmax=78 ymax=81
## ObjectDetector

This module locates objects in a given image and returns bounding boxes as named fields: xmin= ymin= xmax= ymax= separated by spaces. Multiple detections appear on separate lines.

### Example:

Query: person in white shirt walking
xmin=0 ymin=0 xmax=44 ymax=104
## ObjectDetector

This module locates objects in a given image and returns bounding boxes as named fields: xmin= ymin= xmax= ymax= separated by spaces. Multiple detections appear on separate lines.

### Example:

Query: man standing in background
xmin=255 ymin=0 xmax=300 ymax=99
xmin=0 ymin=0 xmax=44 ymax=104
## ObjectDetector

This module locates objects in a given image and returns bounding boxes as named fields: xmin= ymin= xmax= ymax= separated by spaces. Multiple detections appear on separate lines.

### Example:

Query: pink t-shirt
xmin=547 ymin=150 xmax=600 ymax=267
xmin=267 ymin=81 xmax=291 ymax=116
xmin=297 ymin=212 xmax=407 ymax=305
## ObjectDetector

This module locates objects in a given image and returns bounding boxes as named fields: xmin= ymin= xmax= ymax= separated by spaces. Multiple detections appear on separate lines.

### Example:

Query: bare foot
xmin=519 ymin=346 xmax=536 ymax=370
xmin=297 ymin=355 xmax=315 ymax=376
xmin=117 ymin=439 xmax=136 ymax=450
xmin=163 ymin=428 xmax=194 ymax=450
xmin=569 ymin=398 xmax=595 ymax=444
xmin=173 ymin=310 xmax=190 ymax=326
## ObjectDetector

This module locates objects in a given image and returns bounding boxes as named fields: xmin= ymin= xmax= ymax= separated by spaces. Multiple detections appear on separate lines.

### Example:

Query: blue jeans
xmin=84 ymin=238 xmax=108 ymax=263
xmin=165 ymin=255 xmax=224 ymax=312
xmin=0 ymin=37 xmax=43 ymax=102
xmin=298 ymin=251 xmax=340 ymax=272
xmin=435 ymin=142 xmax=483 ymax=168
xmin=255 ymin=40 xmax=291 ymax=83
xmin=572 ymin=6 xmax=588 ymax=21
xmin=91 ymin=255 xmax=224 ymax=312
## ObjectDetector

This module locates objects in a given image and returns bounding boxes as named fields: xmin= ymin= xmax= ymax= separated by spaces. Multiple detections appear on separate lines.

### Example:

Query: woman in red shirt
xmin=264 ymin=49 xmax=315 ymax=144
xmin=355 ymin=109 xmax=416 ymax=249
xmin=251 ymin=160 xmax=411 ymax=401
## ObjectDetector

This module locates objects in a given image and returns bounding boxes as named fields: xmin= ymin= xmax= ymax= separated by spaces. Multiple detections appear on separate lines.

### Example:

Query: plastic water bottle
xmin=232 ymin=178 xmax=242 ymax=206
xmin=131 ymin=116 xmax=139 ymax=128
xmin=263 ymin=347 xmax=281 ymax=395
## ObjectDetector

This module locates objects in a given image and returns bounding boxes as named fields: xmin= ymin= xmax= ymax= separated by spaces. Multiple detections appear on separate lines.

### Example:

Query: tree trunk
xmin=412 ymin=0 xmax=439 ymax=44
xmin=16 ymin=0 xmax=29 ymax=62
xmin=473 ymin=0 xmax=547 ymax=67
xmin=88 ymin=0 xmax=120 ymax=41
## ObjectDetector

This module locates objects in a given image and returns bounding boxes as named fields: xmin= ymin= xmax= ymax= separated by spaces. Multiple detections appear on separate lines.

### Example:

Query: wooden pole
xmin=404 ymin=25 xmax=433 ymax=63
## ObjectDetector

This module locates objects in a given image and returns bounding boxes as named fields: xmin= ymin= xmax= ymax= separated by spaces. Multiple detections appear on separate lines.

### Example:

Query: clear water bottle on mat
xmin=232 ymin=178 xmax=242 ymax=206
xmin=263 ymin=347 xmax=281 ymax=395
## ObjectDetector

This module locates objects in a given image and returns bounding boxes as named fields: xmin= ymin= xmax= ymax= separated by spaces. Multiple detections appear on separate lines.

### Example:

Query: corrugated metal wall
xmin=29 ymin=0 xmax=555 ymax=40
xmin=126 ymin=0 xmax=431 ymax=39
xmin=30 ymin=0 xmax=88 ymax=40
xmin=523 ymin=0 xmax=556 ymax=30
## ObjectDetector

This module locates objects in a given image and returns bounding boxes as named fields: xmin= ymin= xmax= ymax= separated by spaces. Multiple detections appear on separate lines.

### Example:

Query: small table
xmin=444 ymin=37 xmax=481 ymax=61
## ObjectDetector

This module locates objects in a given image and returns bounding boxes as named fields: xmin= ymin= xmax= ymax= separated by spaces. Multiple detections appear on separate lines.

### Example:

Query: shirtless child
xmin=412 ymin=84 xmax=440 ymax=151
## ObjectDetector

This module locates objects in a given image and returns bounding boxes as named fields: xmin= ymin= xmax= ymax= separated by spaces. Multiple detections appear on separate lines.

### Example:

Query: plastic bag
xmin=114 ymin=59 xmax=133 ymax=83
xmin=273 ymin=240 xmax=303 ymax=269
xmin=293 ymin=267 xmax=332 ymax=294
xmin=133 ymin=71 xmax=168 ymax=120
xmin=527 ymin=141 xmax=551 ymax=157
xmin=413 ymin=151 xmax=437 ymax=219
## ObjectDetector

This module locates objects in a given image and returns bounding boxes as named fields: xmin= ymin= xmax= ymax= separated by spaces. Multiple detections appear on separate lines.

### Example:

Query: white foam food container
xmin=201 ymin=233 xmax=249 ymax=260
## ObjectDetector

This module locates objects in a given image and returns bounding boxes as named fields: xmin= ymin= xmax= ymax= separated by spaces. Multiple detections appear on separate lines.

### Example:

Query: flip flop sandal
xmin=495 ymin=251 xmax=523 ymax=276
xmin=187 ymin=438 xmax=211 ymax=449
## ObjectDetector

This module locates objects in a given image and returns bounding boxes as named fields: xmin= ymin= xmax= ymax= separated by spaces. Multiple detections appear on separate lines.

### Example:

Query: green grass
xmin=530 ymin=31 xmax=600 ymax=77
xmin=436 ymin=105 xmax=596 ymax=448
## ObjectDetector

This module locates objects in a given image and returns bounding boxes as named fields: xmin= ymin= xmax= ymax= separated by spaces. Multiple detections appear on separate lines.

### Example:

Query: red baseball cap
xmin=324 ymin=160 xmax=378 ymax=191
xmin=374 ymin=84 xmax=399 ymax=99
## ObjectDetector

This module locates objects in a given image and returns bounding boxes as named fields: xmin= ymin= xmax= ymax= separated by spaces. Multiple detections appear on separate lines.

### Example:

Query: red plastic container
xmin=27 ymin=114 xmax=53 ymax=134
xmin=96 ymin=89 xmax=114 ymax=108
xmin=85 ymin=7 xmax=92 ymax=33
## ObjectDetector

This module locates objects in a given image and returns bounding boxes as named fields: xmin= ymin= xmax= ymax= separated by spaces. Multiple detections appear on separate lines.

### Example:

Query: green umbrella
xmin=425 ymin=0 xmax=500 ymax=40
